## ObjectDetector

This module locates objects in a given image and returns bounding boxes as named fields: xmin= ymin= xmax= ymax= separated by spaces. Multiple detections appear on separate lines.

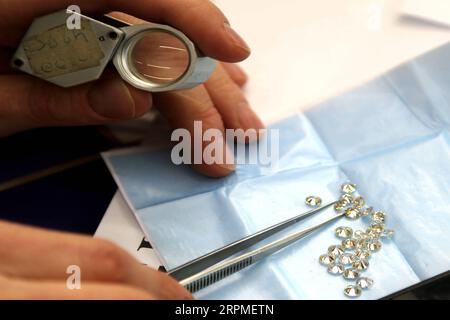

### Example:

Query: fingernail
xmin=88 ymin=78 xmax=136 ymax=119
xmin=224 ymin=22 xmax=251 ymax=56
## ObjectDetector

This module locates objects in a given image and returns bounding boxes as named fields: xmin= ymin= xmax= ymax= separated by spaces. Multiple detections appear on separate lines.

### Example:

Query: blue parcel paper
xmin=104 ymin=42 xmax=450 ymax=299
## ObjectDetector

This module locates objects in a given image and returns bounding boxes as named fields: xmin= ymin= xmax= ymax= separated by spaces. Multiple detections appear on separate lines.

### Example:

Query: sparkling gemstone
xmin=319 ymin=254 xmax=335 ymax=265
xmin=370 ymin=223 xmax=385 ymax=234
xmin=334 ymin=200 xmax=346 ymax=212
xmin=355 ymin=249 xmax=371 ymax=260
xmin=342 ymin=239 xmax=357 ymax=250
xmin=305 ymin=196 xmax=322 ymax=208
xmin=353 ymin=196 xmax=365 ymax=209
xmin=372 ymin=211 xmax=386 ymax=223
xmin=367 ymin=240 xmax=382 ymax=252
xmin=355 ymin=239 xmax=368 ymax=249
xmin=381 ymin=229 xmax=395 ymax=239
xmin=340 ymin=194 xmax=354 ymax=205
xmin=328 ymin=245 xmax=345 ymax=257
xmin=353 ymin=230 xmax=367 ymax=239
xmin=344 ymin=285 xmax=361 ymax=298
xmin=339 ymin=253 xmax=354 ymax=265
xmin=352 ymin=259 xmax=369 ymax=271
xmin=345 ymin=208 xmax=360 ymax=220
xmin=361 ymin=207 xmax=373 ymax=217
xmin=335 ymin=226 xmax=353 ymax=239
xmin=327 ymin=263 xmax=345 ymax=275
xmin=341 ymin=183 xmax=357 ymax=194
xmin=357 ymin=277 xmax=374 ymax=289
xmin=343 ymin=268 xmax=360 ymax=280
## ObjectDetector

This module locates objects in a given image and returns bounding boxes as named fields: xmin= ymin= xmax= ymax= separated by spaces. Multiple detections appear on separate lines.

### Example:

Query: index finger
xmin=1 ymin=0 xmax=250 ymax=62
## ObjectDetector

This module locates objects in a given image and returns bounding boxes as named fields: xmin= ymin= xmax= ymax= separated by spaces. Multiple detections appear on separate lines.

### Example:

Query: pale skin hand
xmin=0 ymin=0 xmax=264 ymax=299
xmin=0 ymin=221 xmax=192 ymax=300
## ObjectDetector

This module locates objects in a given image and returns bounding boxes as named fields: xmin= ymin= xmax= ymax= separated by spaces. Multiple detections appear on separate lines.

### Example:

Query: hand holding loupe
xmin=11 ymin=10 xmax=216 ymax=92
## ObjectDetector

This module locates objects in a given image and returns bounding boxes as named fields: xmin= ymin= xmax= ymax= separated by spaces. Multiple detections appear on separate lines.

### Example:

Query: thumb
xmin=0 ymin=74 xmax=152 ymax=137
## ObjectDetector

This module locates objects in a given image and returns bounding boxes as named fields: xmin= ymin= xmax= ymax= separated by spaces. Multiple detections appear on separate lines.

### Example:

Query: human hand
xmin=0 ymin=0 xmax=264 ymax=177
xmin=0 ymin=220 xmax=192 ymax=299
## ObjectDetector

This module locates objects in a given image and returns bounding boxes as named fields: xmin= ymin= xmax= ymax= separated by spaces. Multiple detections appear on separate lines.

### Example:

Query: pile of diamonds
xmin=318 ymin=182 xmax=395 ymax=298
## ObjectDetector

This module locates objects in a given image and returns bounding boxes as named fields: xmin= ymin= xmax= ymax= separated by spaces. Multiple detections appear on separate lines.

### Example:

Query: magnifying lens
xmin=11 ymin=10 xmax=216 ymax=92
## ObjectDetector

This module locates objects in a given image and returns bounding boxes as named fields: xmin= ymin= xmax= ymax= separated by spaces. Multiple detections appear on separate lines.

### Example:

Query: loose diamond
xmin=342 ymin=239 xmax=357 ymax=250
xmin=344 ymin=285 xmax=361 ymax=298
xmin=319 ymin=254 xmax=335 ymax=265
xmin=345 ymin=208 xmax=360 ymax=220
xmin=372 ymin=211 xmax=386 ymax=223
xmin=341 ymin=183 xmax=357 ymax=194
xmin=353 ymin=230 xmax=367 ymax=239
xmin=357 ymin=277 xmax=374 ymax=289
xmin=340 ymin=194 xmax=354 ymax=205
xmin=361 ymin=207 xmax=373 ymax=217
xmin=355 ymin=239 xmax=368 ymax=249
xmin=334 ymin=200 xmax=346 ymax=212
xmin=339 ymin=253 xmax=354 ymax=265
xmin=367 ymin=240 xmax=382 ymax=252
xmin=335 ymin=226 xmax=353 ymax=239
xmin=381 ymin=229 xmax=395 ymax=239
xmin=369 ymin=223 xmax=385 ymax=234
xmin=353 ymin=196 xmax=365 ymax=209
xmin=305 ymin=196 xmax=322 ymax=208
xmin=355 ymin=249 xmax=371 ymax=260
xmin=352 ymin=259 xmax=369 ymax=271
xmin=328 ymin=245 xmax=345 ymax=257
xmin=327 ymin=263 xmax=345 ymax=275
xmin=343 ymin=268 xmax=360 ymax=280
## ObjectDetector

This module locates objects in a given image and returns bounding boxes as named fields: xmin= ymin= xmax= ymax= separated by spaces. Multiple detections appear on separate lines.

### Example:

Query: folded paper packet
xmin=104 ymin=42 xmax=450 ymax=299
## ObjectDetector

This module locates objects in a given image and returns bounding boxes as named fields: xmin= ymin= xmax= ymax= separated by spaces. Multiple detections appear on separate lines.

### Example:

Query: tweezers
xmin=168 ymin=201 xmax=343 ymax=293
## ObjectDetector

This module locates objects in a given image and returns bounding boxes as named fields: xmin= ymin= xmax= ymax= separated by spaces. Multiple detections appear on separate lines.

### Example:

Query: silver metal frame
xmin=11 ymin=10 xmax=124 ymax=87
xmin=114 ymin=24 xmax=216 ymax=92
xmin=12 ymin=10 xmax=216 ymax=92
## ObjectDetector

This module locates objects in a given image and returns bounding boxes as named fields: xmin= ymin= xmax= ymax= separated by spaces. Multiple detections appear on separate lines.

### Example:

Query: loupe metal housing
xmin=11 ymin=10 xmax=216 ymax=92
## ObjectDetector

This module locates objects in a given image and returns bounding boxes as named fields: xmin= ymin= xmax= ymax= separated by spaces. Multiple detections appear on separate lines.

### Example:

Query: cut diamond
xmin=341 ymin=183 xmax=357 ymax=194
xmin=357 ymin=277 xmax=374 ymax=289
xmin=344 ymin=285 xmax=361 ymax=298
xmin=328 ymin=245 xmax=345 ymax=257
xmin=339 ymin=253 xmax=354 ymax=265
xmin=367 ymin=240 xmax=382 ymax=252
xmin=353 ymin=230 xmax=367 ymax=239
xmin=355 ymin=239 xmax=368 ymax=249
xmin=342 ymin=239 xmax=357 ymax=250
xmin=319 ymin=254 xmax=335 ymax=265
xmin=343 ymin=268 xmax=360 ymax=280
xmin=334 ymin=201 xmax=344 ymax=212
xmin=352 ymin=259 xmax=369 ymax=271
xmin=345 ymin=208 xmax=360 ymax=220
xmin=369 ymin=223 xmax=384 ymax=234
xmin=355 ymin=249 xmax=371 ymax=260
xmin=353 ymin=196 xmax=365 ymax=209
xmin=372 ymin=211 xmax=386 ymax=223
xmin=305 ymin=196 xmax=322 ymax=208
xmin=340 ymin=194 xmax=354 ymax=205
xmin=327 ymin=263 xmax=345 ymax=275
xmin=335 ymin=226 xmax=353 ymax=239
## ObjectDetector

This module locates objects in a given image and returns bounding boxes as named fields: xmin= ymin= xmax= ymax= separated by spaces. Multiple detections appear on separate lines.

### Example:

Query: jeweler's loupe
xmin=11 ymin=10 xmax=216 ymax=92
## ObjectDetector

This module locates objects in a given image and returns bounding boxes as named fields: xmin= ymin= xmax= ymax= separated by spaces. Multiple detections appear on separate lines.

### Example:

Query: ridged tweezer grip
xmin=184 ymin=256 xmax=253 ymax=293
